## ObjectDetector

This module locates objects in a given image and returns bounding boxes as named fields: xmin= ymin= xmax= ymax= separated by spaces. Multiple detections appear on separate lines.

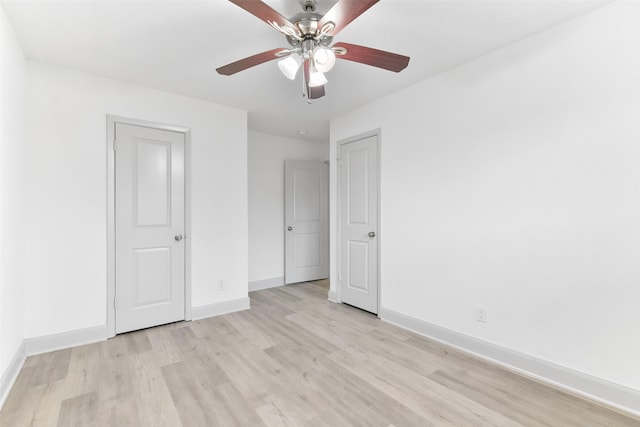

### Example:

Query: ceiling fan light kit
xmin=278 ymin=54 xmax=302 ymax=80
xmin=308 ymin=67 xmax=328 ymax=87
xmin=216 ymin=0 xmax=410 ymax=102
xmin=312 ymin=46 xmax=336 ymax=73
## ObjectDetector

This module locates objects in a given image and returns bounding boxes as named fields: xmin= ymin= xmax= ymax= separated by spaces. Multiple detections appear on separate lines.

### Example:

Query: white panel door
xmin=285 ymin=160 xmax=329 ymax=284
xmin=115 ymin=123 xmax=185 ymax=334
xmin=339 ymin=135 xmax=378 ymax=314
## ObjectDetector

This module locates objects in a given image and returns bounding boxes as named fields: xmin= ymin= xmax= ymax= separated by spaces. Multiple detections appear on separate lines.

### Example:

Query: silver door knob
xmin=287 ymin=226 xmax=293 ymax=231
xmin=175 ymin=234 xmax=183 ymax=241
xmin=368 ymin=231 xmax=376 ymax=238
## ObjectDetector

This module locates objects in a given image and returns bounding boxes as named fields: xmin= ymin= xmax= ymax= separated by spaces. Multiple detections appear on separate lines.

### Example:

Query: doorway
xmin=284 ymin=160 xmax=329 ymax=284
xmin=107 ymin=117 xmax=191 ymax=336
xmin=338 ymin=132 xmax=379 ymax=314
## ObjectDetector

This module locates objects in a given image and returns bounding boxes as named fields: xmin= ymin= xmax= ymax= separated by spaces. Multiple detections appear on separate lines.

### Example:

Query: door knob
xmin=287 ymin=226 xmax=293 ymax=231
xmin=368 ymin=231 xmax=376 ymax=238
xmin=175 ymin=234 xmax=183 ymax=241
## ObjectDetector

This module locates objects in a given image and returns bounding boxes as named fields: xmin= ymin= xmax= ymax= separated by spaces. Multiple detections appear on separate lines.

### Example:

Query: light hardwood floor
xmin=1 ymin=280 xmax=638 ymax=426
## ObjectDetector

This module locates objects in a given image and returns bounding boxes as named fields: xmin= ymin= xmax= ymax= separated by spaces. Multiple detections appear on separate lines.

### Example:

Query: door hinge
xmin=114 ymin=297 xmax=117 ymax=310
xmin=113 ymin=139 xmax=118 ymax=151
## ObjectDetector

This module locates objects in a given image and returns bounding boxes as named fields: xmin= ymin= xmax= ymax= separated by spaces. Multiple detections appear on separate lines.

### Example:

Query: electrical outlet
xmin=476 ymin=306 xmax=487 ymax=323
xmin=217 ymin=280 xmax=225 ymax=291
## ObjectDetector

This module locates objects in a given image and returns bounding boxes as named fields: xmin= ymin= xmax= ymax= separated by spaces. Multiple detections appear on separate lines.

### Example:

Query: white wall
xmin=331 ymin=1 xmax=640 ymax=395
xmin=0 ymin=4 xmax=26 ymax=388
xmin=248 ymin=131 xmax=328 ymax=284
xmin=24 ymin=61 xmax=248 ymax=338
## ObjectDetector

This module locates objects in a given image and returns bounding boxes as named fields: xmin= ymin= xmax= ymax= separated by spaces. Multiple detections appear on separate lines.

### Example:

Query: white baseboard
xmin=0 ymin=341 xmax=26 ymax=409
xmin=249 ymin=277 xmax=284 ymax=292
xmin=328 ymin=289 xmax=338 ymax=303
xmin=191 ymin=297 xmax=250 ymax=321
xmin=379 ymin=307 xmax=640 ymax=417
xmin=24 ymin=325 xmax=108 ymax=356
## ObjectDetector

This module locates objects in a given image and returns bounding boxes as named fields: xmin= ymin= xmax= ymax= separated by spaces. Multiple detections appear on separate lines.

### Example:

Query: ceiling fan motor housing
xmin=287 ymin=10 xmax=333 ymax=53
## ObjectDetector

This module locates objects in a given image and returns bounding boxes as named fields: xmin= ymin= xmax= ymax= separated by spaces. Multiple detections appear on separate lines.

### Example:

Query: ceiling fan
xmin=216 ymin=0 xmax=410 ymax=102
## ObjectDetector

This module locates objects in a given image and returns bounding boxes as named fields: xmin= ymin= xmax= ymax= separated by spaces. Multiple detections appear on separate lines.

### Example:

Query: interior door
xmin=284 ymin=160 xmax=329 ymax=284
xmin=339 ymin=135 xmax=378 ymax=314
xmin=115 ymin=123 xmax=185 ymax=334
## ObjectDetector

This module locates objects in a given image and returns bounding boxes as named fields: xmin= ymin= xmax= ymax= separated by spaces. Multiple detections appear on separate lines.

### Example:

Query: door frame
xmin=336 ymin=129 xmax=381 ymax=315
xmin=284 ymin=160 xmax=330 ymax=284
xmin=106 ymin=115 xmax=192 ymax=338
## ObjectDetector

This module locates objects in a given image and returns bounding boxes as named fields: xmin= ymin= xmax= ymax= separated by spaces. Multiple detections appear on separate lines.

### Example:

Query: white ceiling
xmin=3 ymin=0 xmax=606 ymax=142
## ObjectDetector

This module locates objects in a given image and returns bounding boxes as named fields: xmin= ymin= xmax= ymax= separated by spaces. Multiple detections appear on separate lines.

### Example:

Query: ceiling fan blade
xmin=318 ymin=0 xmax=379 ymax=36
xmin=303 ymin=61 xmax=325 ymax=100
xmin=333 ymin=42 xmax=410 ymax=73
xmin=229 ymin=0 xmax=296 ymax=33
xmin=310 ymin=85 xmax=325 ymax=100
xmin=216 ymin=48 xmax=284 ymax=75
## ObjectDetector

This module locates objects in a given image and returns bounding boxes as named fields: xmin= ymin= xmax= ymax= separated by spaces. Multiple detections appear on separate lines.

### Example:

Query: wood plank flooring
xmin=1 ymin=280 xmax=638 ymax=426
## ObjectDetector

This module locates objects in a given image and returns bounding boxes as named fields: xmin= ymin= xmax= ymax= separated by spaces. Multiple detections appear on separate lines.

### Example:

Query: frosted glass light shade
xmin=278 ymin=55 xmax=302 ymax=80
xmin=308 ymin=69 xmax=327 ymax=87
xmin=312 ymin=46 xmax=336 ymax=73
